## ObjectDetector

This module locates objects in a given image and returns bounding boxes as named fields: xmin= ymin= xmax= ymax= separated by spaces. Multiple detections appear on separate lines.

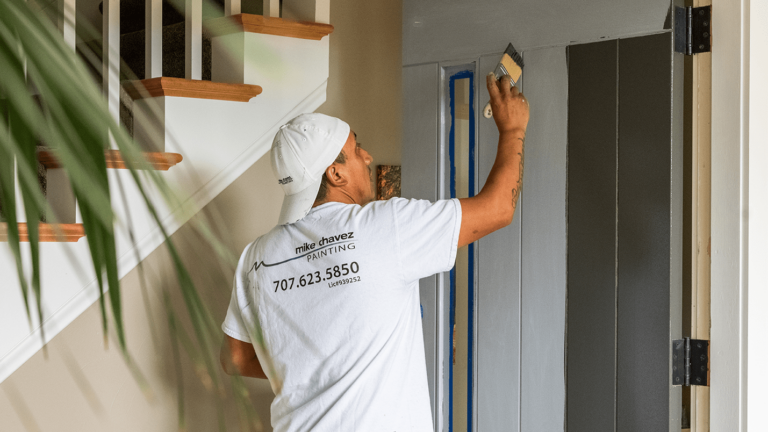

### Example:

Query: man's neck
xmin=313 ymin=189 xmax=358 ymax=208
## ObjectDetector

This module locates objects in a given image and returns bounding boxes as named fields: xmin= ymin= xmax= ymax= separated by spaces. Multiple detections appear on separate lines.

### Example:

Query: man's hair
xmin=315 ymin=150 xmax=347 ymax=202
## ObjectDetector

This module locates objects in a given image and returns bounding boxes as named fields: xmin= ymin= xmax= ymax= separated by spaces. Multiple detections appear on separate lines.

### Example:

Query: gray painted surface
xmin=519 ymin=47 xmax=568 ymax=432
xmin=475 ymin=53 xmax=522 ymax=432
xmin=616 ymin=33 xmax=673 ymax=432
xmin=402 ymin=0 xmax=671 ymax=65
xmin=401 ymin=63 xmax=441 ymax=422
xmin=566 ymin=40 xmax=619 ymax=432
xmin=566 ymin=33 xmax=683 ymax=432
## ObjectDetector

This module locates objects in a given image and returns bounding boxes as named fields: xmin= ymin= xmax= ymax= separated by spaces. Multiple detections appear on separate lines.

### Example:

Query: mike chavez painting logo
xmin=251 ymin=231 xmax=356 ymax=272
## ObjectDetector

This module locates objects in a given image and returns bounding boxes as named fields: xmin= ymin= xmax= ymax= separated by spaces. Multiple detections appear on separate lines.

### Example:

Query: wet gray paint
xmin=402 ymin=0 xmax=671 ymax=66
xmin=565 ymin=32 xmax=683 ymax=432
xmin=566 ymin=40 xmax=619 ymax=432
xmin=616 ymin=33 xmax=675 ymax=432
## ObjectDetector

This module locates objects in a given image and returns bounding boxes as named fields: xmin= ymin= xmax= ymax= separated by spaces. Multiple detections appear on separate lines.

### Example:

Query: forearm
xmin=458 ymin=130 xmax=524 ymax=247
xmin=220 ymin=335 xmax=268 ymax=379
xmin=482 ymin=129 xmax=525 ymax=219
xmin=228 ymin=357 xmax=267 ymax=379
xmin=457 ymin=74 xmax=529 ymax=248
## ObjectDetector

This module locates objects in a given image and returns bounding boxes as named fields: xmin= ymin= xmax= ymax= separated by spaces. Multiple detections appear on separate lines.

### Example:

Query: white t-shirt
xmin=222 ymin=197 xmax=462 ymax=432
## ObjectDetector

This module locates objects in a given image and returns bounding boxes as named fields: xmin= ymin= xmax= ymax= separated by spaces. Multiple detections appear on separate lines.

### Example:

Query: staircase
xmin=0 ymin=0 xmax=333 ymax=383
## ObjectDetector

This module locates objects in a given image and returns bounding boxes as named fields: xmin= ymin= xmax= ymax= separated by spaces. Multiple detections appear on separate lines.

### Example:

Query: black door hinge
xmin=674 ymin=6 xmax=712 ymax=55
xmin=673 ymin=338 xmax=709 ymax=386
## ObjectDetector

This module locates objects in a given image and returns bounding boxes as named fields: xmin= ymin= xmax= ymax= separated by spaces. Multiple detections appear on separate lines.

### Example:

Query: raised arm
xmin=458 ymin=73 xmax=529 ymax=248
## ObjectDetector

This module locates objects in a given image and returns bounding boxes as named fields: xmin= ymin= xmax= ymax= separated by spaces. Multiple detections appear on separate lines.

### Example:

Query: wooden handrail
xmin=123 ymin=77 xmax=263 ymax=102
xmin=205 ymin=14 xmax=334 ymax=40
xmin=37 ymin=149 xmax=183 ymax=171
xmin=0 ymin=223 xmax=85 ymax=242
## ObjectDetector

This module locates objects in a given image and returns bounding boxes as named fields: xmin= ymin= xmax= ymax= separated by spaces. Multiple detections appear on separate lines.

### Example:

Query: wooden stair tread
xmin=0 ymin=223 xmax=85 ymax=243
xmin=205 ymin=14 xmax=334 ymax=40
xmin=124 ymin=77 xmax=262 ymax=102
xmin=37 ymin=149 xmax=183 ymax=171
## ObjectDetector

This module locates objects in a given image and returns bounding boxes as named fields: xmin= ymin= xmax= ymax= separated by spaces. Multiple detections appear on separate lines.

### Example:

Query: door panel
xmin=519 ymin=46 xmax=568 ymax=432
xmin=566 ymin=40 xmax=620 ymax=432
xmin=566 ymin=32 xmax=683 ymax=432
xmin=476 ymin=52 xmax=523 ymax=432
xmin=616 ymin=33 xmax=681 ymax=432
xmin=402 ymin=62 xmax=441 ymax=424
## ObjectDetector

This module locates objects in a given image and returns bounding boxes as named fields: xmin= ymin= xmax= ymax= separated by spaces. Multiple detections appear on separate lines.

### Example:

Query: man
xmin=220 ymin=73 xmax=528 ymax=431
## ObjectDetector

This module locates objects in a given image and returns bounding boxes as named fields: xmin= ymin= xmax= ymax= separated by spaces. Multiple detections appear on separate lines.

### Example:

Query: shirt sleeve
xmin=221 ymin=244 xmax=254 ymax=343
xmin=392 ymin=197 xmax=462 ymax=283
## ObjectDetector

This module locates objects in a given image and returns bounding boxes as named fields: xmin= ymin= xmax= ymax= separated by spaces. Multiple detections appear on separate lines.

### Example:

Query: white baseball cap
xmin=271 ymin=113 xmax=351 ymax=225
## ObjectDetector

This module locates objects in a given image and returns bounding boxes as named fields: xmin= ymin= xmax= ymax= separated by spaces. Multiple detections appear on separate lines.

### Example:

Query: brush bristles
xmin=504 ymin=43 xmax=524 ymax=68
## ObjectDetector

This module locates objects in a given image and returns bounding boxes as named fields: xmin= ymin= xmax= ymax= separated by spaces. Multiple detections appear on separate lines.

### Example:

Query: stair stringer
xmin=0 ymin=34 xmax=330 ymax=383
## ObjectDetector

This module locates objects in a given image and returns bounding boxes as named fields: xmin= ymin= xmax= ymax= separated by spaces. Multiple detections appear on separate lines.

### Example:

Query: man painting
xmin=220 ymin=74 xmax=529 ymax=431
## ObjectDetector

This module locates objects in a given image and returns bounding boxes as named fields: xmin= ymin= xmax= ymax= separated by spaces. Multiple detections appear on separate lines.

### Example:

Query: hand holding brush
xmin=483 ymin=43 xmax=525 ymax=118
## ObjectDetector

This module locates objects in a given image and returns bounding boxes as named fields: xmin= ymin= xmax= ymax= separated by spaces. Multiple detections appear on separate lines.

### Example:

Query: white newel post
xmin=185 ymin=0 xmax=202 ymax=80
xmin=145 ymin=0 xmax=162 ymax=78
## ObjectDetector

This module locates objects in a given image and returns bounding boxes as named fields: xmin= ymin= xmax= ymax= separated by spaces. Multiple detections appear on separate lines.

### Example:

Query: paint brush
xmin=483 ymin=43 xmax=524 ymax=119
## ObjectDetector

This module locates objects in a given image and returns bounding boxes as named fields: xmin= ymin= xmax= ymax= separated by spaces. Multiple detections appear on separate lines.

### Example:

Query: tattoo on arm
xmin=511 ymin=138 xmax=525 ymax=208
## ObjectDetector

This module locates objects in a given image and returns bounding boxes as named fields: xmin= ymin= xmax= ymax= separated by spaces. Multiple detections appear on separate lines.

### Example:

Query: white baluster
xmin=314 ymin=0 xmax=329 ymax=24
xmin=102 ymin=0 xmax=120 ymax=121
xmin=58 ymin=0 xmax=76 ymax=51
xmin=263 ymin=0 xmax=280 ymax=18
xmin=145 ymin=0 xmax=162 ymax=78
xmin=225 ymin=0 xmax=241 ymax=16
xmin=185 ymin=0 xmax=202 ymax=80
xmin=13 ymin=159 xmax=25 ymax=223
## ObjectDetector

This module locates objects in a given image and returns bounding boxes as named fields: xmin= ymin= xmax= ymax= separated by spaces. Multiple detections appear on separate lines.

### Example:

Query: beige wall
xmin=0 ymin=0 xmax=401 ymax=430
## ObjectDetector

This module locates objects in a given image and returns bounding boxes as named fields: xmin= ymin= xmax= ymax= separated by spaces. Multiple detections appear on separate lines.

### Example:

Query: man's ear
xmin=324 ymin=164 xmax=348 ymax=188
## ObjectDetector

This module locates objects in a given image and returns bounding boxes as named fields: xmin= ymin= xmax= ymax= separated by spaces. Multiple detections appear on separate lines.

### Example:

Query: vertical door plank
xmin=475 ymin=52 xmax=522 ymax=432
xmin=401 ymin=63 xmax=441 ymax=426
xmin=616 ymin=33 xmax=674 ymax=432
xmin=519 ymin=46 xmax=568 ymax=432
xmin=566 ymin=40 xmax=618 ymax=432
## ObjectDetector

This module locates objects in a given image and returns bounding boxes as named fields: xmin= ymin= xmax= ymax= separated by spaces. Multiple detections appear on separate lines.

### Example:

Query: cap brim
xmin=277 ymin=177 xmax=323 ymax=225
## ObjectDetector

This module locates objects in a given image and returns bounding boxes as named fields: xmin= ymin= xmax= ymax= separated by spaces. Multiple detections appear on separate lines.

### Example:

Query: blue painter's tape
xmin=447 ymin=68 xmax=476 ymax=432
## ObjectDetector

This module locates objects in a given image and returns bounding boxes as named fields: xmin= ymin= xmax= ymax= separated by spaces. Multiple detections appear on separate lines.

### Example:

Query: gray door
xmin=401 ymin=8 xmax=684 ymax=432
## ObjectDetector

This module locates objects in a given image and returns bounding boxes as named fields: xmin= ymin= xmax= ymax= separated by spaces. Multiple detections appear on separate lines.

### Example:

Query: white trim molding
xmin=747 ymin=0 xmax=768 ymax=429
xmin=711 ymin=0 xmax=768 ymax=429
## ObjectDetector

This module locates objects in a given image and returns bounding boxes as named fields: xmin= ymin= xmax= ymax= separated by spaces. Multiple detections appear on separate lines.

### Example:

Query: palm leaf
xmin=1 ymin=0 xmax=266 ymax=428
